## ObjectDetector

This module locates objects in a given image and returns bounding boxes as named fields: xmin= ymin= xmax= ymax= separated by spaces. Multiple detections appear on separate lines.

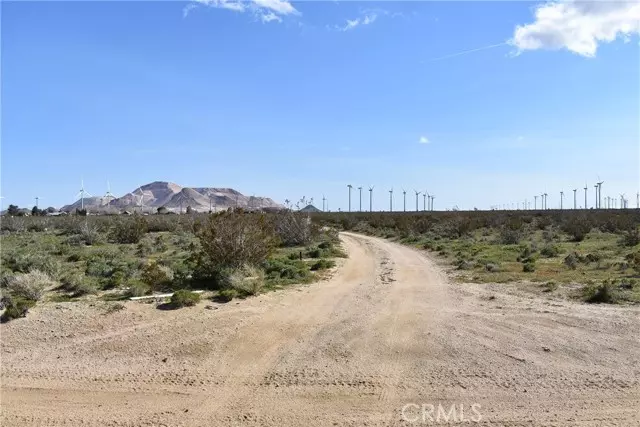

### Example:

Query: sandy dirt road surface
xmin=2 ymin=232 xmax=639 ymax=426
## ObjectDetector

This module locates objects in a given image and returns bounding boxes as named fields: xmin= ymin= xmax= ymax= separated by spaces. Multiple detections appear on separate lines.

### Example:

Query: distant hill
xmin=299 ymin=204 xmax=321 ymax=213
xmin=60 ymin=181 xmax=283 ymax=213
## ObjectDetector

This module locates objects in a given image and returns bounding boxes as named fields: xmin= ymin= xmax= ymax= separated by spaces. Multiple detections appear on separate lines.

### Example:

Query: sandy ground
xmin=1 ymin=232 xmax=639 ymax=426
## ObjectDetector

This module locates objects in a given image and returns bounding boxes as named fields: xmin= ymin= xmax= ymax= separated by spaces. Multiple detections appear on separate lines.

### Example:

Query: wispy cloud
xmin=419 ymin=136 xmax=430 ymax=144
xmin=427 ymin=42 xmax=507 ymax=62
xmin=509 ymin=0 xmax=640 ymax=57
xmin=185 ymin=0 xmax=299 ymax=23
xmin=336 ymin=11 xmax=378 ymax=32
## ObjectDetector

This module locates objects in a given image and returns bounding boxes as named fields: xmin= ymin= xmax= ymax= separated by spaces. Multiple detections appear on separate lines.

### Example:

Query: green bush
xmin=584 ymin=283 xmax=618 ymax=304
xmin=561 ymin=216 xmax=591 ymax=242
xmin=59 ymin=273 xmax=98 ymax=297
xmin=217 ymin=288 xmax=237 ymax=302
xmin=522 ymin=261 xmax=536 ymax=272
xmin=140 ymin=262 xmax=174 ymax=291
xmin=109 ymin=216 xmax=148 ymax=244
xmin=620 ymin=229 xmax=640 ymax=247
xmin=170 ymin=290 xmax=201 ymax=308
xmin=310 ymin=259 xmax=336 ymax=271
xmin=540 ymin=244 xmax=560 ymax=258
xmin=193 ymin=212 xmax=276 ymax=278
xmin=1 ymin=295 xmax=36 ymax=322
xmin=126 ymin=279 xmax=150 ymax=297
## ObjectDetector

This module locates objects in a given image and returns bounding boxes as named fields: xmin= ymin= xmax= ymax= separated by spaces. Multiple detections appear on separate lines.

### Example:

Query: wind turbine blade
xmin=84 ymin=191 xmax=93 ymax=197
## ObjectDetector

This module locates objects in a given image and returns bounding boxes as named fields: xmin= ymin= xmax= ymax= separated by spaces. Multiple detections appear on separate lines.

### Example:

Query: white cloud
xmin=336 ymin=11 xmax=378 ymax=31
xmin=183 ymin=3 xmax=198 ymax=18
xmin=510 ymin=0 xmax=640 ymax=57
xmin=419 ymin=136 xmax=430 ymax=144
xmin=188 ymin=0 xmax=298 ymax=23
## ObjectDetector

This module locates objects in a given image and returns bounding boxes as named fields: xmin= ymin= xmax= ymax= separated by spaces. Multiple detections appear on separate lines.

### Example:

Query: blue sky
xmin=2 ymin=0 xmax=639 ymax=211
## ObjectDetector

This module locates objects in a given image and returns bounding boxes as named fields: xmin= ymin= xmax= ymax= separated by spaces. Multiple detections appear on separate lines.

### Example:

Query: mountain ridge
xmin=60 ymin=181 xmax=282 ymax=213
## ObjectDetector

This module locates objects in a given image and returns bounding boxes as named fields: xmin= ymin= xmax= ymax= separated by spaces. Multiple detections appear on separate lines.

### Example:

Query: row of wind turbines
xmin=345 ymin=185 xmax=435 ymax=213
xmin=492 ymin=181 xmax=640 ymax=211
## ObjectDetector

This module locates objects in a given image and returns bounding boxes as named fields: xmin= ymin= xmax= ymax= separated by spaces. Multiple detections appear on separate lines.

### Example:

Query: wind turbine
xmin=347 ymin=185 xmax=352 ymax=212
xmin=358 ymin=186 xmax=363 ymax=212
xmin=573 ymin=189 xmax=577 ymax=209
xmin=34 ymin=196 xmax=40 ymax=210
xmin=423 ymin=191 xmax=428 ymax=211
xmin=368 ymin=186 xmax=374 ymax=212
xmin=560 ymin=191 xmax=564 ymax=210
xmin=597 ymin=180 xmax=604 ymax=209
xmin=322 ymin=194 xmax=326 ymax=212
xmin=543 ymin=193 xmax=548 ymax=210
xmin=104 ymin=181 xmax=116 ymax=205
xmin=594 ymin=184 xmax=599 ymax=209
xmin=76 ymin=179 xmax=93 ymax=211
xmin=388 ymin=188 xmax=393 ymax=212
xmin=426 ymin=191 xmax=431 ymax=211
xmin=135 ymin=186 xmax=145 ymax=213
xmin=637 ymin=192 xmax=639 ymax=209
xmin=414 ymin=190 xmax=421 ymax=212
xmin=430 ymin=195 xmax=435 ymax=211
xmin=402 ymin=189 xmax=407 ymax=212
xmin=534 ymin=195 xmax=538 ymax=210
xmin=583 ymin=184 xmax=588 ymax=209
xmin=620 ymin=194 xmax=626 ymax=209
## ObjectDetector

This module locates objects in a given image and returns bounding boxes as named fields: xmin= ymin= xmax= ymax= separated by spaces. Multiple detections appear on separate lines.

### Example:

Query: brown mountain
xmin=60 ymin=181 xmax=283 ymax=213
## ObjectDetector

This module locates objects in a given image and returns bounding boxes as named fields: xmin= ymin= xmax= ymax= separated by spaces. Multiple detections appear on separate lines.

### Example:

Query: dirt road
xmin=2 ymin=233 xmax=639 ymax=426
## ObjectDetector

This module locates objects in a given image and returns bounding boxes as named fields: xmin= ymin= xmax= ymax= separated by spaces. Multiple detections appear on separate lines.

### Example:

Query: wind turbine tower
xmin=322 ymin=195 xmax=326 ymax=212
xmin=368 ymin=186 xmax=374 ymax=212
xmin=534 ymin=195 xmax=538 ymax=210
xmin=544 ymin=193 xmax=548 ymax=210
xmin=573 ymin=189 xmax=577 ymax=209
xmin=597 ymin=181 xmax=604 ymax=209
xmin=584 ymin=184 xmax=588 ymax=209
xmin=594 ymin=184 xmax=599 ymax=209
xmin=423 ymin=192 xmax=427 ymax=211
xmin=347 ymin=185 xmax=352 ymax=212
xmin=358 ymin=186 xmax=363 ymax=212
xmin=560 ymin=191 xmax=564 ymax=210
xmin=430 ymin=195 xmax=435 ymax=211
xmin=76 ymin=179 xmax=93 ymax=211
xmin=402 ymin=189 xmax=407 ymax=212
xmin=414 ymin=190 xmax=421 ymax=212
xmin=388 ymin=188 xmax=393 ymax=212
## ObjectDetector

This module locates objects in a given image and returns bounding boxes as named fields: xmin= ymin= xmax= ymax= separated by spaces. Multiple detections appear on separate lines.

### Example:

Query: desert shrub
xmin=193 ymin=212 xmax=276 ymax=278
xmin=620 ymin=229 xmax=640 ymax=247
xmin=564 ymin=252 xmax=579 ymax=270
xmin=584 ymin=283 xmax=618 ymax=304
xmin=498 ymin=227 xmax=521 ymax=245
xmin=585 ymin=253 xmax=602 ymax=263
xmin=1 ymin=270 xmax=55 ymax=301
xmin=140 ymin=262 xmax=174 ymax=291
xmin=76 ymin=222 xmax=104 ymax=245
xmin=217 ymin=288 xmax=237 ymax=302
xmin=542 ymin=281 xmax=558 ymax=292
xmin=561 ymin=216 xmax=591 ymax=242
xmin=540 ymin=244 xmax=560 ymax=258
xmin=310 ymin=259 xmax=336 ymax=271
xmin=485 ymin=263 xmax=501 ymax=273
xmin=263 ymin=258 xmax=312 ymax=283
xmin=522 ymin=261 xmax=536 ymax=272
xmin=229 ymin=264 xmax=265 ymax=296
xmin=170 ymin=290 xmax=201 ymax=308
xmin=1 ymin=295 xmax=36 ymax=322
xmin=456 ymin=259 xmax=474 ymax=270
xmin=136 ymin=240 xmax=153 ymax=256
xmin=126 ymin=279 xmax=150 ymax=297
xmin=26 ymin=219 xmax=48 ymax=232
xmin=273 ymin=211 xmax=314 ymax=246
xmin=1 ymin=216 xmax=26 ymax=232
xmin=306 ymin=247 xmax=323 ymax=258
xmin=109 ymin=216 xmax=148 ymax=244
xmin=59 ymin=273 xmax=98 ymax=297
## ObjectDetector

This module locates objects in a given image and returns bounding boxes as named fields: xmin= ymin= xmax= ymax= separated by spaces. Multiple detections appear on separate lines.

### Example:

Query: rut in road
xmin=2 ymin=232 xmax=639 ymax=426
